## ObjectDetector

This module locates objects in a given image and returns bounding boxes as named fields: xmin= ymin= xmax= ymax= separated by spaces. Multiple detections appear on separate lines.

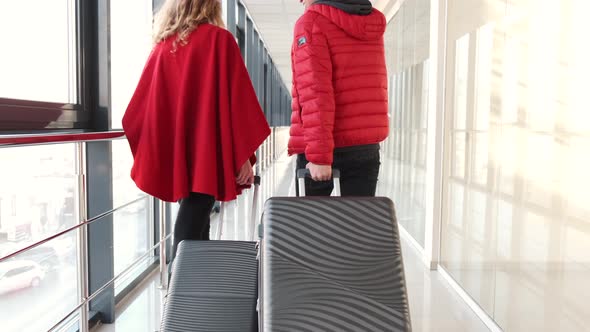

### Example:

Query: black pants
xmin=296 ymin=145 xmax=381 ymax=197
xmin=171 ymin=192 xmax=216 ymax=261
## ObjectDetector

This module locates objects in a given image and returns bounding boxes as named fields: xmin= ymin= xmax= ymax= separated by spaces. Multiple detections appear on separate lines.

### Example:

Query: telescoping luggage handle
xmin=217 ymin=175 xmax=261 ymax=241
xmin=297 ymin=169 xmax=341 ymax=197
xmin=250 ymin=175 xmax=261 ymax=241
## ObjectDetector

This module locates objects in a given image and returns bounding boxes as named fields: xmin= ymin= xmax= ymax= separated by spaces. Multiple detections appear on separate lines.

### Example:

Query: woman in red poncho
xmin=122 ymin=0 xmax=271 ymax=260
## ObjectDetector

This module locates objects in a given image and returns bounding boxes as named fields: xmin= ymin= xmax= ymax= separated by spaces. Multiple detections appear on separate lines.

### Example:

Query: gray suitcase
xmin=161 ymin=177 xmax=261 ymax=332
xmin=161 ymin=241 xmax=258 ymax=332
xmin=258 ymin=171 xmax=412 ymax=331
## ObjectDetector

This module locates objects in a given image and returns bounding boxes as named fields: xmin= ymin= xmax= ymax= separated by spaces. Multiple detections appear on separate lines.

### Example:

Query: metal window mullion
xmin=225 ymin=0 xmax=236 ymax=36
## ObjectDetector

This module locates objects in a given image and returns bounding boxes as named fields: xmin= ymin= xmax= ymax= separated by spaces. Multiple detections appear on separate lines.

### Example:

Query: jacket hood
xmin=308 ymin=4 xmax=386 ymax=41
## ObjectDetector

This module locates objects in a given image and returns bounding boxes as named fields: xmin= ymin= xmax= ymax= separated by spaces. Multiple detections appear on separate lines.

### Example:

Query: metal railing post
xmin=75 ymin=142 xmax=90 ymax=332
xmin=148 ymin=197 xmax=155 ymax=263
xmin=158 ymin=199 xmax=169 ymax=289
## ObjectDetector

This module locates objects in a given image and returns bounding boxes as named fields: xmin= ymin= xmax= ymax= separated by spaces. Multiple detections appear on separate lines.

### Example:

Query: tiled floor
xmin=402 ymin=243 xmax=491 ymax=332
xmin=96 ymin=151 xmax=490 ymax=332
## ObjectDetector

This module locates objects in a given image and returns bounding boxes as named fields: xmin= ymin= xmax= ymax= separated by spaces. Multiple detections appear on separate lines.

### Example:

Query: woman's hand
xmin=236 ymin=160 xmax=254 ymax=186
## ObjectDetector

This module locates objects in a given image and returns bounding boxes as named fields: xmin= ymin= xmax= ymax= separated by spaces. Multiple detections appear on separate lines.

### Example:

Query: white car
xmin=0 ymin=260 xmax=45 ymax=295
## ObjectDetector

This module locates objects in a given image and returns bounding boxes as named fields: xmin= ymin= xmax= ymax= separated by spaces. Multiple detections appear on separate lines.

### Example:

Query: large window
xmin=378 ymin=0 xmax=431 ymax=247
xmin=0 ymin=0 xmax=156 ymax=329
xmin=0 ymin=0 xmax=77 ymax=103
xmin=110 ymin=0 xmax=154 ymax=129
xmin=109 ymin=0 xmax=154 ymax=294
xmin=0 ymin=0 xmax=84 ymax=131
xmin=0 ymin=144 xmax=79 ymax=331
xmin=440 ymin=0 xmax=590 ymax=330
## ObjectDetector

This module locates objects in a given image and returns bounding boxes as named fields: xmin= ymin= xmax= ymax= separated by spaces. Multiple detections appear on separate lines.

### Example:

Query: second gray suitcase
xmin=161 ymin=240 xmax=258 ymax=332
xmin=259 ymin=197 xmax=412 ymax=332
xmin=161 ymin=176 xmax=261 ymax=331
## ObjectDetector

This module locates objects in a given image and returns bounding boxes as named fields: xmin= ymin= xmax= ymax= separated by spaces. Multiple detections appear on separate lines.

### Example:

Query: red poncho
xmin=122 ymin=24 xmax=271 ymax=202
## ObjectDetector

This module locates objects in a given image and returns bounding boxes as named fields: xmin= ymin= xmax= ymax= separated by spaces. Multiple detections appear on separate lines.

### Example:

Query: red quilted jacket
xmin=288 ymin=4 xmax=389 ymax=165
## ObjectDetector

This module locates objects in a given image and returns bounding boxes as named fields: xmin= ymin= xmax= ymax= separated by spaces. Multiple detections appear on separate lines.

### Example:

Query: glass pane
xmin=441 ymin=185 xmax=497 ymax=317
xmin=110 ymin=0 xmax=153 ymax=129
xmin=0 ymin=232 xmax=79 ymax=331
xmin=495 ymin=199 xmax=513 ymax=260
xmin=417 ymin=132 xmax=427 ymax=167
xmin=500 ymin=35 xmax=520 ymax=125
xmin=522 ymin=134 xmax=554 ymax=208
xmin=401 ymin=0 xmax=416 ymax=68
xmin=0 ymin=144 xmax=77 ymax=253
xmin=474 ymin=24 xmax=494 ymax=131
xmin=563 ymin=137 xmax=590 ymax=221
xmin=420 ymin=61 xmax=430 ymax=130
xmin=411 ymin=66 xmax=423 ymax=130
xmin=112 ymin=140 xmax=145 ymax=209
xmin=443 ymin=0 xmax=590 ymax=331
xmin=453 ymin=34 xmax=470 ymax=130
xmin=472 ymin=133 xmax=489 ymax=186
xmin=442 ymin=0 xmax=503 ymax=324
xmin=113 ymin=197 xmax=152 ymax=294
xmin=497 ymin=126 xmax=518 ymax=196
xmin=0 ymin=144 xmax=78 ymax=330
xmin=448 ymin=180 xmax=465 ymax=229
xmin=465 ymin=189 xmax=489 ymax=245
xmin=381 ymin=0 xmax=431 ymax=248
xmin=0 ymin=0 xmax=76 ymax=103
xmin=451 ymin=132 xmax=467 ymax=179
xmin=410 ymin=131 xmax=418 ymax=164
xmin=57 ymin=314 xmax=80 ymax=332
xmin=111 ymin=140 xmax=151 ymax=294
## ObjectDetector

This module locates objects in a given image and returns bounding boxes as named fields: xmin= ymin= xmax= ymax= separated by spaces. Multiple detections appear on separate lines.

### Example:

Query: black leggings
xmin=171 ymin=192 xmax=216 ymax=260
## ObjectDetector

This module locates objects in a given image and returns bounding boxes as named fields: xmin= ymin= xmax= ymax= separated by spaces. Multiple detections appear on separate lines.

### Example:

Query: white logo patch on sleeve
xmin=298 ymin=36 xmax=307 ymax=47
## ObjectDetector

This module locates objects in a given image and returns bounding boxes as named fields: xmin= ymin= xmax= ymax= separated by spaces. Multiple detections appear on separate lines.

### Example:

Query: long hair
xmin=153 ymin=0 xmax=224 ymax=49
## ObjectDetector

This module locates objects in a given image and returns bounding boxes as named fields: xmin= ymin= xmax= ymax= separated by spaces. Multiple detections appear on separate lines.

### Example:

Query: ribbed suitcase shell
xmin=161 ymin=241 xmax=258 ymax=332
xmin=260 ymin=197 xmax=412 ymax=332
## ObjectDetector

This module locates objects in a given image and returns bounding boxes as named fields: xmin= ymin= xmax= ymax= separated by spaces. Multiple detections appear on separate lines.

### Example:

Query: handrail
xmin=0 ymin=195 xmax=147 ymax=263
xmin=0 ymin=130 xmax=125 ymax=147
xmin=48 ymin=233 xmax=172 ymax=332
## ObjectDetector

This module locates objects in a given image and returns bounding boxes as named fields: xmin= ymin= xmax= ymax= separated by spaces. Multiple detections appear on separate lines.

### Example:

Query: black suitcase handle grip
xmin=296 ymin=168 xmax=340 ymax=179
xmin=253 ymin=175 xmax=261 ymax=186
xmin=296 ymin=169 xmax=341 ymax=197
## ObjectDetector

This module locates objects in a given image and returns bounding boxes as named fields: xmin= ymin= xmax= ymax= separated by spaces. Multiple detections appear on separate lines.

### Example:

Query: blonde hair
xmin=153 ymin=0 xmax=225 ymax=49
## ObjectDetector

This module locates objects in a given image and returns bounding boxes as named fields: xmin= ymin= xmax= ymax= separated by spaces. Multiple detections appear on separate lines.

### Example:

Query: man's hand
xmin=236 ymin=160 xmax=254 ymax=186
xmin=306 ymin=163 xmax=332 ymax=182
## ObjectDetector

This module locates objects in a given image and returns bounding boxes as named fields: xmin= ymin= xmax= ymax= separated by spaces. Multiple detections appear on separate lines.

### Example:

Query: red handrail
xmin=0 ymin=131 xmax=125 ymax=147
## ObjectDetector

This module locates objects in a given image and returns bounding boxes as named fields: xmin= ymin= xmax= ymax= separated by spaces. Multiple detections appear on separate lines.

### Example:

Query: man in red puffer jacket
xmin=289 ymin=0 xmax=389 ymax=196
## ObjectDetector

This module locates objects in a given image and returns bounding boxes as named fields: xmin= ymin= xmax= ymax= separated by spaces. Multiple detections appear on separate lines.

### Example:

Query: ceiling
xmin=241 ymin=0 xmax=401 ymax=87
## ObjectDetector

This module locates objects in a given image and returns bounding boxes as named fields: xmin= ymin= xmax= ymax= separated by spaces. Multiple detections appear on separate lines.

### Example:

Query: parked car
xmin=0 ymin=242 xmax=60 ymax=272
xmin=0 ymin=260 xmax=45 ymax=295
xmin=20 ymin=244 xmax=60 ymax=272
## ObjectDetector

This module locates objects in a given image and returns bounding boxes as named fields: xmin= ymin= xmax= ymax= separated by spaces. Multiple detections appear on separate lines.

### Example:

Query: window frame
xmin=0 ymin=0 xmax=90 ymax=133
xmin=0 ymin=98 xmax=87 ymax=132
